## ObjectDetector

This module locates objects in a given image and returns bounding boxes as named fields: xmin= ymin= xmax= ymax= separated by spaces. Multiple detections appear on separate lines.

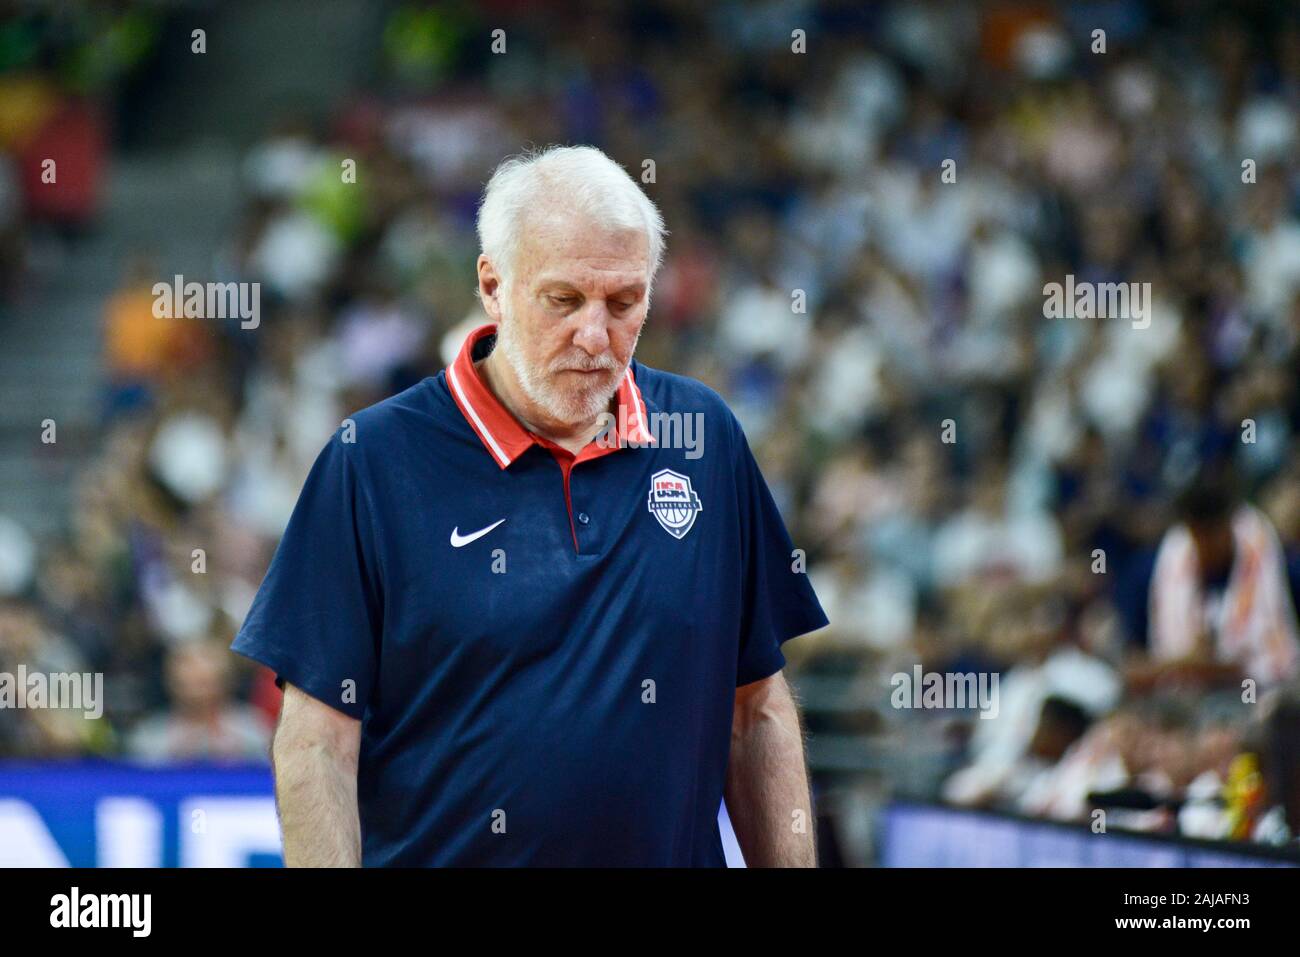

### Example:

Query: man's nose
xmin=571 ymin=306 xmax=611 ymax=355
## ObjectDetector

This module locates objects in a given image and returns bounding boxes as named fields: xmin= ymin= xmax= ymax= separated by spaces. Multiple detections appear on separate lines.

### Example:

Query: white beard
xmin=494 ymin=304 xmax=626 ymax=426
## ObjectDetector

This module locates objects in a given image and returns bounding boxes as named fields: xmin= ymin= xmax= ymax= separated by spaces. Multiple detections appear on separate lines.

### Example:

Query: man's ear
xmin=477 ymin=255 xmax=502 ymax=319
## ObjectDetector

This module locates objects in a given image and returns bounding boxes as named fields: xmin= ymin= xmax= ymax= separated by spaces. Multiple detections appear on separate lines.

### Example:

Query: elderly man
xmin=232 ymin=145 xmax=828 ymax=867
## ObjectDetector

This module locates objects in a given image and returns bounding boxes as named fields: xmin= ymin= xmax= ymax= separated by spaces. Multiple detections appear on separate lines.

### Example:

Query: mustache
xmin=549 ymin=355 xmax=622 ymax=373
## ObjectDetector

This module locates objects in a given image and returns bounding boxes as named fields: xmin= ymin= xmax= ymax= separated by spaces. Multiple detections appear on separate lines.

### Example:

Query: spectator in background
xmin=102 ymin=253 xmax=215 ymax=421
xmin=1142 ymin=472 xmax=1300 ymax=691
xmin=127 ymin=639 xmax=269 ymax=763
xmin=0 ymin=601 xmax=110 ymax=756
xmin=942 ymin=590 xmax=1121 ymax=809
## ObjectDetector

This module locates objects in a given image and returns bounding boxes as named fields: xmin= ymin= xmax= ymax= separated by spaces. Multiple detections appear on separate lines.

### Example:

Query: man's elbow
xmin=273 ymin=684 xmax=362 ymax=774
xmin=732 ymin=670 xmax=799 ymax=740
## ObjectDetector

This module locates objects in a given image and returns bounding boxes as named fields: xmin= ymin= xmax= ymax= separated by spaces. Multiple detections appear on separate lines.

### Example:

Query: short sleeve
xmin=730 ymin=415 xmax=829 ymax=686
xmin=231 ymin=435 xmax=383 ymax=719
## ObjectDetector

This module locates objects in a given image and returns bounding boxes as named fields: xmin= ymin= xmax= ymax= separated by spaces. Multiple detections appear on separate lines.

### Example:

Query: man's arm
xmin=1125 ymin=626 xmax=1243 ymax=693
xmin=271 ymin=682 xmax=362 ymax=867
xmin=723 ymin=669 xmax=816 ymax=867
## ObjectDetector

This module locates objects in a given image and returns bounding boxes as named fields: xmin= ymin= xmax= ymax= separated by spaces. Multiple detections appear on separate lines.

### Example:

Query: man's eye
xmin=549 ymin=295 xmax=576 ymax=306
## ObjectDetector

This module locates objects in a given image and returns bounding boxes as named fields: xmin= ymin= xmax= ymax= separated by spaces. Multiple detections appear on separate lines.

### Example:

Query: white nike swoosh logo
xmin=450 ymin=518 xmax=506 ymax=548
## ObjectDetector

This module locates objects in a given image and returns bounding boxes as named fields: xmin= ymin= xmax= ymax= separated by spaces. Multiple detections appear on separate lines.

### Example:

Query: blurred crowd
xmin=2 ymin=1 xmax=1300 ymax=852
xmin=0 ymin=6 xmax=161 ymax=286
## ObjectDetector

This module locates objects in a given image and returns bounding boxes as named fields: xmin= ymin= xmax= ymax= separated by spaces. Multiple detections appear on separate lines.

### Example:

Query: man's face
xmin=484 ymin=216 xmax=650 ymax=426
xmin=168 ymin=644 xmax=226 ymax=714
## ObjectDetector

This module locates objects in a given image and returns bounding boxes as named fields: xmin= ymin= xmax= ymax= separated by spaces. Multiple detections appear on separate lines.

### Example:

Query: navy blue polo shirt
xmin=232 ymin=322 xmax=828 ymax=866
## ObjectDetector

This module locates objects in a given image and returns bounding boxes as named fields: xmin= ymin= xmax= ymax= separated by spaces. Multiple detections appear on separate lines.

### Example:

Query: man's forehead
xmin=532 ymin=264 xmax=648 ymax=291
xmin=519 ymin=222 xmax=649 ymax=289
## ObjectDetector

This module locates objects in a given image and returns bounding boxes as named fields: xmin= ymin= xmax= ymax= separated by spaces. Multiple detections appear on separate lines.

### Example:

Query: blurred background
xmin=1 ymin=0 xmax=1299 ymax=867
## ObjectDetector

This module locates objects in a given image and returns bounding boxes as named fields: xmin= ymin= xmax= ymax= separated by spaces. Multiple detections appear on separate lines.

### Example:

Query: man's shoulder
xmin=356 ymin=374 xmax=441 ymax=421
xmin=347 ymin=376 xmax=444 ymax=432
xmin=631 ymin=360 xmax=746 ymax=458
xmin=324 ymin=376 xmax=454 ymax=469
xmin=631 ymin=360 xmax=735 ymax=419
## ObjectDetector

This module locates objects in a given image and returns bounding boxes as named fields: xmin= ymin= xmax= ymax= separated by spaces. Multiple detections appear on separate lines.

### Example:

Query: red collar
xmin=445 ymin=323 xmax=655 ymax=469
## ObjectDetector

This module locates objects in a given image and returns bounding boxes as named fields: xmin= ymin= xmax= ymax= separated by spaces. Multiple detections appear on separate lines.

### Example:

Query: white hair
xmin=476 ymin=145 xmax=666 ymax=297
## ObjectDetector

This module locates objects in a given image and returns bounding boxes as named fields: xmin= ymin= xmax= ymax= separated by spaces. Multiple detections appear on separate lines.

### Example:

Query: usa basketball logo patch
xmin=647 ymin=468 xmax=702 ymax=539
